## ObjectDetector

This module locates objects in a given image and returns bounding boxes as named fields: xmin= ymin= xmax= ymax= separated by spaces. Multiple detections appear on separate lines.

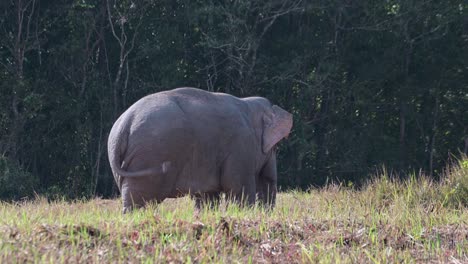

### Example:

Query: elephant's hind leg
xmin=121 ymin=176 xmax=160 ymax=214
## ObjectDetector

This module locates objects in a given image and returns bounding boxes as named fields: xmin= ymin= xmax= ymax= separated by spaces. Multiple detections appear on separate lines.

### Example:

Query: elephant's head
xmin=244 ymin=97 xmax=293 ymax=207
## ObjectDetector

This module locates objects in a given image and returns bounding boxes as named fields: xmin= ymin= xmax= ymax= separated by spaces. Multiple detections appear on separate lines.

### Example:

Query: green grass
xmin=0 ymin=160 xmax=467 ymax=263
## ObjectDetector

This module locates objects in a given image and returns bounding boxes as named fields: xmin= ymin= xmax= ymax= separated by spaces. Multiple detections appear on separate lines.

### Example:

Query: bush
xmin=0 ymin=155 xmax=39 ymax=200
xmin=440 ymin=158 xmax=468 ymax=208
xmin=365 ymin=158 xmax=468 ymax=210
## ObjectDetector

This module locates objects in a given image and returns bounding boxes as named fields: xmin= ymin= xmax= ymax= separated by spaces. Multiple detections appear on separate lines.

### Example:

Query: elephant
xmin=107 ymin=87 xmax=293 ymax=213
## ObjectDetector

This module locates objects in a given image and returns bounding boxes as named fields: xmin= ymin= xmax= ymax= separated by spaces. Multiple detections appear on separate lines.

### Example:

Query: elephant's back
xmin=121 ymin=87 xmax=251 ymax=153
xmin=168 ymin=88 xmax=248 ymax=125
xmin=128 ymin=87 xmax=243 ymax=116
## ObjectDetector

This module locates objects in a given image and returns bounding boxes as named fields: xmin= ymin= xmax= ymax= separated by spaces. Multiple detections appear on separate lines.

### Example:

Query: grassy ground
xmin=0 ymin=161 xmax=467 ymax=263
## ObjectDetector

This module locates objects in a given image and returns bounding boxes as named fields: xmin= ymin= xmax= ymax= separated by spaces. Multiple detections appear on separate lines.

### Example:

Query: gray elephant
xmin=107 ymin=87 xmax=292 ymax=213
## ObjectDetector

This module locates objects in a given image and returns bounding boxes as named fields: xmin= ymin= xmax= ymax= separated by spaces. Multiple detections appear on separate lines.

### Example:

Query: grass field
xmin=0 ymin=161 xmax=467 ymax=263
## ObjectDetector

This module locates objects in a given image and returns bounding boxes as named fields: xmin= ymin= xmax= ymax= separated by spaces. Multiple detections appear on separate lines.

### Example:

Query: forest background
xmin=0 ymin=0 xmax=466 ymax=200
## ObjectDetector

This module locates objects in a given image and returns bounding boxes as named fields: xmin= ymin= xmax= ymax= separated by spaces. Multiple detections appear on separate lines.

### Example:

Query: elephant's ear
xmin=262 ymin=105 xmax=293 ymax=153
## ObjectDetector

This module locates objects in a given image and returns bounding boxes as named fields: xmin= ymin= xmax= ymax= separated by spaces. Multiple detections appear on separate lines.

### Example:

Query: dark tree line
xmin=0 ymin=0 xmax=466 ymax=199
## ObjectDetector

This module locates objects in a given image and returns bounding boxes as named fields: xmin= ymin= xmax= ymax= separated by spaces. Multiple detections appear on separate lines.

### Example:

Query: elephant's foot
xmin=257 ymin=183 xmax=277 ymax=210
xmin=225 ymin=190 xmax=256 ymax=208
xmin=123 ymin=206 xmax=132 ymax=214
xmin=122 ymin=203 xmax=145 ymax=214
xmin=193 ymin=192 xmax=220 ymax=211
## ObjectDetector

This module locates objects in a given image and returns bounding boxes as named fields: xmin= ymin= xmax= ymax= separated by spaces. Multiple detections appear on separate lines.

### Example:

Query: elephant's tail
xmin=108 ymin=115 xmax=171 ymax=183
xmin=112 ymin=160 xmax=171 ymax=178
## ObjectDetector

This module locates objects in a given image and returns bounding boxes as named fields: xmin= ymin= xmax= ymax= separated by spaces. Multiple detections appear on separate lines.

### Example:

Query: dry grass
xmin=0 ymin=160 xmax=467 ymax=263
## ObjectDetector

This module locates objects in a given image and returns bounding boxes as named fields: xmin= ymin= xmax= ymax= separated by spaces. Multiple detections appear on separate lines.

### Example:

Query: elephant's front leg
xmin=218 ymin=143 xmax=258 ymax=207
xmin=257 ymin=181 xmax=277 ymax=209
xmin=232 ymin=185 xmax=256 ymax=207
xmin=222 ymin=164 xmax=257 ymax=207
xmin=257 ymin=154 xmax=277 ymax=209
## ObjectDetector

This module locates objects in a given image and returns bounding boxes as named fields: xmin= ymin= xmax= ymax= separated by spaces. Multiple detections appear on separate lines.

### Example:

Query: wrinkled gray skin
xmin=108 ymin=87 xmax=293 ymax=213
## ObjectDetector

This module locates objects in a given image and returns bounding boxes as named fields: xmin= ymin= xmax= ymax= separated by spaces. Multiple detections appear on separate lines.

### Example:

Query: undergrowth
xmin=0 ymin=159 xmax=466 ymax=263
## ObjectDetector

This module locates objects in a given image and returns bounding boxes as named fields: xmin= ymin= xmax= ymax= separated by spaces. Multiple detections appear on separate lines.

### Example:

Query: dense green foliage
xmin=0 ymin=155 xmax=38 ymax=200
xmin=0 ymin=0 xmax=466 ymax=199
